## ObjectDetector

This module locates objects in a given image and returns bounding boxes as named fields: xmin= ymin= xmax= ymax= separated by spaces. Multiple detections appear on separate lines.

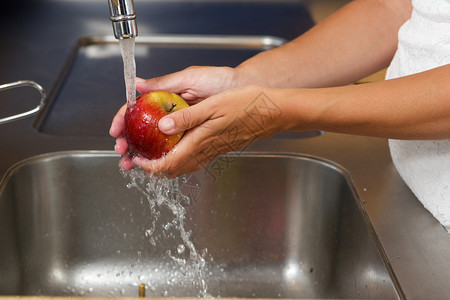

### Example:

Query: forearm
xmin=277 ymin=64 xmax=450 ymax=140
xmin=236 ymin=0 xmax=412 ymax=88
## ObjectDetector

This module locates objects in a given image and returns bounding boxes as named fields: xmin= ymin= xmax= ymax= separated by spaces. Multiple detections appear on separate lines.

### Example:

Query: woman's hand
xmin=110 ymin=66 xmax=243 ymax=171
xmin=136 ymin=66 xmax=241 ymax=103
xmin=109 ymin=104 xmax=134 ymax=170
xmin=111 ymin=85 xmax=287 ymax=177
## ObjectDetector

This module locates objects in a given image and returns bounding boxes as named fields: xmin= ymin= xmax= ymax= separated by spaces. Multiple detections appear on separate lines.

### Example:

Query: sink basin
xmin=0 ymin=151 xmax=401 ymax=299
xmin=34 ymin=35 xmax=284 ymax=138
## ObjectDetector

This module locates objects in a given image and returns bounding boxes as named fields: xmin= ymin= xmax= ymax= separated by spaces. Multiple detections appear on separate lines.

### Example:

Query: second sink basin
xmin=35 ymin=35 xmax=285 ymax=138
xmin=0 ymin=151 xmax=401 ymax=299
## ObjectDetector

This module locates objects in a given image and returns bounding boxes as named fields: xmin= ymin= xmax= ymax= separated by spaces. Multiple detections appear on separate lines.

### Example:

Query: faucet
xmin=107 ymin=0 xmax=138 ymax=39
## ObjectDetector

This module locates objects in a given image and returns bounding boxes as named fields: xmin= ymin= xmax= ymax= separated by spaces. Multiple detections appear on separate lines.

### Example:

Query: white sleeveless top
xmin=386 ymin=0 xmax=450 ymax=231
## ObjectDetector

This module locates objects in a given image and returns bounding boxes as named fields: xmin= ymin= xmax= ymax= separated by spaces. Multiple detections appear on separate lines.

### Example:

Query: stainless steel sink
xmin=0 ymin=151 xmax=401 ymax=299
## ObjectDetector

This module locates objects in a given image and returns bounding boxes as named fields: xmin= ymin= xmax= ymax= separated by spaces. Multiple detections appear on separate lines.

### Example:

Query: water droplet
xmin=177 ymin=244 xmax=185 ymax=254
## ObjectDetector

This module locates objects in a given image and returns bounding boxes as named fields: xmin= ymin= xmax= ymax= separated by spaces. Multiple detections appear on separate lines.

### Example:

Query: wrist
xmin=233 ymin=64 xmax=252 ymax=88
xmin=268 ymin=87 xmax=329 ymax=133
xmin=234 ymin=55 xmax=272 ymax=88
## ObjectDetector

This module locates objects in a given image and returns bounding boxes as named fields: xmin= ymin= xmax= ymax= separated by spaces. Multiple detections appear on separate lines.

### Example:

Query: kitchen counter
xmin=1 ymin=1 xmax=450 ymax=299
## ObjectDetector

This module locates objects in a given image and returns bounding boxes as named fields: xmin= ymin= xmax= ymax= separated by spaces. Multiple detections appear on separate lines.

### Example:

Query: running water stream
xmin=123 ymin=169 xmax=210 ymax=297
xmin=118 ymin=39 xmax=210 ymax=297
xmin=119 ymin=38 xmax=136 ymax=106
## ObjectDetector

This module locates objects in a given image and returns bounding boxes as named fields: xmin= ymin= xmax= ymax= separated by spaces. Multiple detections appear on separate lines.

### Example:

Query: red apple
xmin=123 ymin=91 xmax=189 ymax=160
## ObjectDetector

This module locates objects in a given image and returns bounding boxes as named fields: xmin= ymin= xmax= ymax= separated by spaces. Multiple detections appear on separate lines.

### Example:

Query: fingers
xmin=136 ymin=77 xmax=151 ymax=94
xmin=110 ymin=104 xmax=127 ymax=137
xmin=136 ymin=73 xmax=204 ymax=104
xmin=136 ymin=69 xmax=193 ymax=95
xmin=110 ymin=104 xmax=134 ymax=171
xmin=114 ymin=137 xmax=129 ymax=156
xmin=136 ymin=66 xmax=237 ymax=102
xmin=120 ymin=156 xmax=135 ymax=171
xmin=131 ymin=132 xmax=207 ymax=178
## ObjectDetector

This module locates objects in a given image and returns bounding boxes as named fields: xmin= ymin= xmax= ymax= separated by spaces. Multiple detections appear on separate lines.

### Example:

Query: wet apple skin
xmin=123 ymin=91 xmax=188 ymax=160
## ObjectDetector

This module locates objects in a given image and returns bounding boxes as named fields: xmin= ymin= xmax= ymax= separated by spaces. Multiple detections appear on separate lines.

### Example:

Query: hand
xmin=110 ymin=66 xmax=241 ymax=170
xmin=110 ymin=103 xmax=134 ymax=170
xmin=136 ymin=66 xmax=240 ymax=103
xmin=112 ymin=85 xmax=286 ymax=177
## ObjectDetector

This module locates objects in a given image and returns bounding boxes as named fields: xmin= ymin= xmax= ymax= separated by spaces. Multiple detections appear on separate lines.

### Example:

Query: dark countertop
xmin=1 ymin=1 xmax=450 ymax=299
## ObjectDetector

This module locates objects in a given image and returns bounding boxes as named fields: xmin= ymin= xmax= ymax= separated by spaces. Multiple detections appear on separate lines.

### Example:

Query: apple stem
xmin=169 ymin=103 xmax=177 ymax=113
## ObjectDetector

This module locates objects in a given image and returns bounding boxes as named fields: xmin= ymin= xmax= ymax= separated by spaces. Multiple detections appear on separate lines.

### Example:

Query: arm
xmin=134 ymin=0 xmax=413 ymax=99
xmin=276 ymin=64 xmax=450 ymax=140
xmin=236 ymin=0 xmax=413 ymax=88
xmin=130 ymin=64 xmax=450 ymax=177
xmin=110 ymin=0 xmax=420 ymax=176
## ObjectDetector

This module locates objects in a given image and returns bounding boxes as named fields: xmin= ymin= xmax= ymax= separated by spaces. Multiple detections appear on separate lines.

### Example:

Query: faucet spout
xmin=107 ymin=0 xmax=138 ymax=39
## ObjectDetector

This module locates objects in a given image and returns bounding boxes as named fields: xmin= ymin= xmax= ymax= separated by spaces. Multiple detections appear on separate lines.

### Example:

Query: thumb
xmin=158 ymin=104 xmax=209 ymax=135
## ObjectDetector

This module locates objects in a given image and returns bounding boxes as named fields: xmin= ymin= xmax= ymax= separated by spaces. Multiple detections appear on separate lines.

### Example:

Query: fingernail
xmin=159 ymin=117 xmax=175 ymax=132
xmin=136 ymin=77 xmax=145 ymax=83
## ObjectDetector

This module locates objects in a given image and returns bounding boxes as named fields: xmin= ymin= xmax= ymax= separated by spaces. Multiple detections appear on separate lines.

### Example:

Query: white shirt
xmin=386 ymin=0 xmax=450 ymax=231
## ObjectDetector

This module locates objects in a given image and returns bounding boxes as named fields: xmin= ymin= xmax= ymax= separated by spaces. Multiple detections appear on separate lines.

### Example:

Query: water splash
xmin=122 ymin=168 xmax=210 ymax=297
xmin=119 ymin=38 xmax=136 ymax=106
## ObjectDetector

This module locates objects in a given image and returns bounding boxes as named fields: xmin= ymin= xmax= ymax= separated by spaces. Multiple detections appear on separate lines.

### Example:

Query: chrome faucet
xmin=107 ymin=0 xmax=138 ymax=39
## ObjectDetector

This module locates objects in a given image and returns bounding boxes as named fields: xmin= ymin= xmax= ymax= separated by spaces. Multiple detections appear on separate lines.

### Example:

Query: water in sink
xmin=123 ymin=169 xmax=209 ymax=297
xmin=119 ymin=38 xmax=136 ymax=106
